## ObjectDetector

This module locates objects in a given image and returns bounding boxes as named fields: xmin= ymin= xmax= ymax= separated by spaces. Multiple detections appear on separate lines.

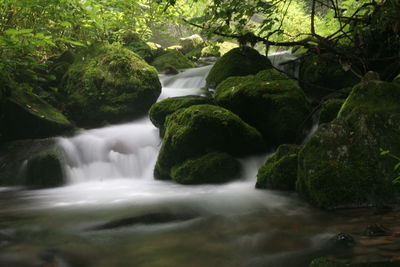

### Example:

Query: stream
xmin=0 ymin=65 xmax=398 ymax=267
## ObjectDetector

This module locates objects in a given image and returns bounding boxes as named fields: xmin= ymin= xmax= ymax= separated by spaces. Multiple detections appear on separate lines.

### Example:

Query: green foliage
xmin=380 ymin=149 xmax=400 ymax=184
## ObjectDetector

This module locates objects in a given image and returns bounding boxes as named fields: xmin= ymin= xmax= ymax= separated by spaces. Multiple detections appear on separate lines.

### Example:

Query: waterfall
xmin=57 ymin=66 xmax=212 ymax=184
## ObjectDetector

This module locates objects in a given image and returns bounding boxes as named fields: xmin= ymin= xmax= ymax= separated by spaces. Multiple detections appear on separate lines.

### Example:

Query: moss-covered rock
xmin=124 ymin=41 xmax=154 ymax=62
xmin=179 ymin=34 xmax=205 ymax=54
xmin=201 ymin=44 xmax=221 ymax=57
xmin=170 ymin=152 xmax=241 ymax=184
xmin=61 ymin=44 xmax=161 ymax=128
xmin=214 ymin=69 xmax=311 ymax=148
xmin=299 ymin=53 xmax=359 ymax=100
xmin=256 ymin=144 xmax=300 ymax=190
xmin=0 ymin=139 xmax=64 ymax=188
xmin=146 ymin=42 xmax=165 ymax=58
xmin=151 ymin=50 xmax=195 ymax=72
xmin=206 ymin=46 xmax=272 ymax=88
xmin=154 ymin=104 xmax=266 ymax=180
xmin=297 ymin=110 xmax=400 ymax=209
xmin=338 ymin=81 xmax=400 ymax=118
xmin=319 ymin=99 xmax=345 ymax=124
xmin=0 ymin=85 xmax=74 ymax=142
xmin=149 ymin=96 xmax=213 ymax=135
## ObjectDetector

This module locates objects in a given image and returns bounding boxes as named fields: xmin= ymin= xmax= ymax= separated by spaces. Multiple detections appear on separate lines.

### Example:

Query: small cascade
xmin=268 ymin=51 xmax=302 ymax=79
xmin=57 ymin=66 xmax=213 ymax=184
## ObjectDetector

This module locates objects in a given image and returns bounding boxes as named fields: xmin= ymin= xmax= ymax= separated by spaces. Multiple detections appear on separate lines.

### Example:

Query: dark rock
xmin=214 ymin=69 xmax=312 ymax=147
xmin=364 ymin=224 xmax=392 ymax=237
xmin=164 ymin=66 xmax=179 ymax=75
xmin=299 ymin=53 xmax=359 ymax=100
xmin=331 ymin=233 xmax=356 ymax=247
xmin=171 ymin=152 xmax=241 ymax=184
xmin=319 ymin=99 xmax=345 ymax=124
xmin=256 ymin=144 xmax=300 ymax=190
xmin=0 ymin=85 xmax=74 ymax=142
xmin=206 ymin=46 xmax=272 ymax=88
xmin=60 ymin=44 xmax=161 ymax=128
xmin=154 ymin=104 xmax=265 ymax=180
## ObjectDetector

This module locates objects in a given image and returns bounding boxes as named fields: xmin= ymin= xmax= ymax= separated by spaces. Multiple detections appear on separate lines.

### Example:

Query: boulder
xmin=0 ymin=139 xmax=64 ymax=188
xmin=0 ymin=84 xmax=74 ymax=142
xmin=151 ymin=50 xmax=195 ymax=72
xmin=179 ymin=34 xmax=204 ymax=54
xmin=148 ymin=95 xmax=213 ymax=134
xmin=299 ymin=53 xmax=359 ymax=100
xmin=256 ymin=144 xmax=300 ymax=190
xmin=60 ymin=44 xmax=161 ymax=128
xmin=124 ymin=41 xmax=154 ymax=62
xmin=214 ymin=69 xmax=312 ymax=148
xmin=297 ymin=109 xmax=400 ymax=209
xmin=154 ymin=104 xmax=265 ymax=180
xmin=206 ymin=46 xmax=272 ymax=88
xmin=319 ymin=99 xmax=345 ymax=124
xmin=171 ymin=152 xmax=241 ymax=184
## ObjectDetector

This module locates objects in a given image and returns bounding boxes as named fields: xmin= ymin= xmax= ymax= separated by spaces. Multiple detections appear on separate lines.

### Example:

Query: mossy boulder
xmin=124 ymin=41 xmax=154 ymax=62
xmin=0 ymin=139 xmax=64 ymax=188
xmin=151 ymin=50 xmax=195 ymax=72
xmin=201 ymin=44 xmax=221 ymax=57
xmin=0 ymin=85 xmax=74 ymax=142
xmin=338 ymin=81 xmax=400 ymax=118
xmin=299 ymin=53 xmax=359 ymax=100
xmin=179 ymin=34 xmax=205 ymax=54
xmin=61 ymin=44 xmax=161 ymax=128
xmin=256 ymin=144 xmax=300 ymax=190
xmin=319 ymin=99 xmax=345 ymax=124
xmin=154 ymin=104 xmax=266 ymax=180
xmin=297 ymin=109 xmax=400 ymax=209
xmin=214 ymin=69 xmax=312 ymax=148
xmin=170 ymin=152 xmax=241 ymax=184
xmin=148 ymin=95 xmax=213 ymax=135
xmin=146 ymin=42 xmax=165 ymax=58
xmin=206 ymin=46 xmax=272 ymax=88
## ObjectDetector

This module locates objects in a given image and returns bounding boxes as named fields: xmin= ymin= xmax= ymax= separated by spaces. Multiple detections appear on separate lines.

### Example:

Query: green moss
xmin=0 ymin=85 xmax=74 ymax=141
xmin=179 ymin=34 xmax=204 ymax=54
xmin=338 ymin=81 xmax=400 ymax=118
xmin=299 ymin=54 xmax=359 ymax=100
xmin=256 ymin=144 xmax=300 ymax=190
xmin=297 ymin=111 xmax=400 ymax=209
xmin=124 ymin=41 xmax=154 ymax=62
xmin=171 ymin=152 xmax=240 ymax=184
xmin=61 ymin=43 xmax=161 ymax=128
xmin=154 ymin=104 xmax=265 ymax=180
xmin=201 ymin=45 xmax=221 ymax=57
xmin=206 ymin=46 xmax=272 ymax=88
xmin=26 ymin=152 xmax=64 ymax=188
xmin=319 ymin=99 xmax=345 ymax=124
xmin=151 ymin=50 xmax=195 ymax=72
xmin=214 ymin=69 xmax=311 ymax=148
xmin=149 ymin=96 xmax=213 ymax=130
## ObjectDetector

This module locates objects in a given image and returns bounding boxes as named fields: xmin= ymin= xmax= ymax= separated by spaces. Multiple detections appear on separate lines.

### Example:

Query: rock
xmin=319 ymin=99 xmax=345 ymax=124
xmin=60 ymin=44 xmax=161 ymax=128
xmin=297 ymin=110 xmax=400 ymax=209
xmin=299 ymin=53 xmax=359 ymax=100
xmin=87 ymin=211 xmax=197 ymax=231
xmin=214 ymin=69 xmax=312 ymax=148
xmin=148 ymin=95 xmax=213 ymax=134
xmin=0 ymin=139 xmax=65 ymax=187
xmin=179 ymin=34 xmax=204 ymax=54
xmin=124 ymin=41 xmax=154 ymax=62
xmin=0 ymin=84 xmax=74 ymax=142
xmin=151 ymin=50 xmax=195 ymax=72
xmin=206 ymin=46 xmax=272 ymax=88
xmin=171 ymin=152 xmax=241 ymax=184
xmin=364 ymin=224 xmax=392 ymax=237
xmin=154 ymin=104 xmax=265 ymax=180
xmin=201 ymin=44 xmax=221 ymax=57
xmin=338 ymin=81 xmax=400 ymax=118
xmin=164 ymin=66 xmax=179 ymax=75
xmin=309 ymin=257 xmax=400 ymax=267
xmin=256 ymin=144 xmax=300 ymax=190
xmin=330 ymin=233 xmax=356 ymax=247
xmin=146 ymin=42 xmax=165 ymax=58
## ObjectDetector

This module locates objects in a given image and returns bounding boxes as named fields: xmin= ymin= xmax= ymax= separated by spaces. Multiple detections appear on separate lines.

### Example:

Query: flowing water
xmin=0 ymin=64 xmax=397 ymax=267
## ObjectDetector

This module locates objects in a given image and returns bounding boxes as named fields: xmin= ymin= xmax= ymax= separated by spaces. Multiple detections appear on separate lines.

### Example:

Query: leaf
xmin=394 ymin=162 xmax=400 ymax=171
xmin=380 ymin=150 xmax=390 ymax=156
xmin=5 ymin=28 xmax=33 ymax=35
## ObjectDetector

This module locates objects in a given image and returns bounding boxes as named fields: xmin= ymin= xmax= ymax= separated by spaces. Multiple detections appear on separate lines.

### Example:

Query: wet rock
xmin=331 ymin=233 xmax=356 ymax=247
xmin=364 ymin=224 xmax=391 ymax=237
xmin=154 ymin=104 xmax=265 ymax=180
xmin=206 ymin=46 xmax=272 ymax=88
xmin=214 ymin=69 xmax=311 ymax=147
xmin=87 ymin=212 xmax=197 ymax=231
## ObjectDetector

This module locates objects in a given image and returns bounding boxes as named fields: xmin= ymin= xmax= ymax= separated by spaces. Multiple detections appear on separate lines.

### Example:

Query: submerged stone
xmin=61 ymin=44 xmax=161 ymax=128
xmin=171 ymin=152 xmax=241 ymax=184
xmin=214 ymin=69 xmax=311 ymax=148
xmin=206 ymin=46 xmax=272 ymax=88
xmin=154 ymin=104 xmax=265 ymax=180
xmin=256 ymin=144 xmax=300 ymax=190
